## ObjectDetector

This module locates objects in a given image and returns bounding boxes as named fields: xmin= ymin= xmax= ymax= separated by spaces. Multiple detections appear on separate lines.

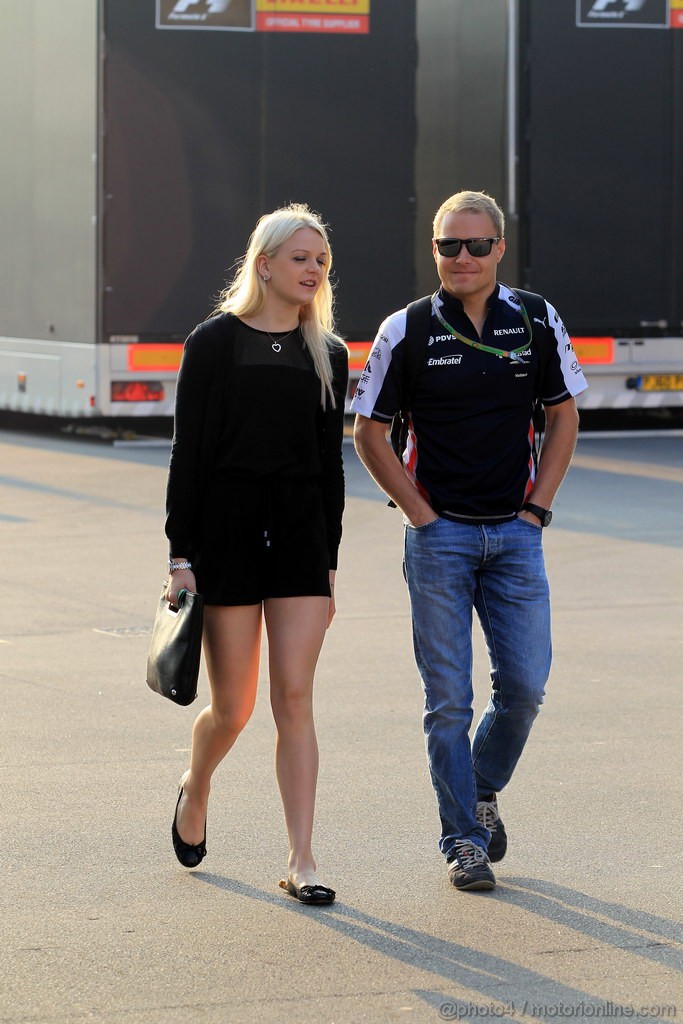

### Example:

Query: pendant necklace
xmin=431 ymin=293 xmax=532 ymax=363
xmin=257 ymin=322 xmax=299 ymax=353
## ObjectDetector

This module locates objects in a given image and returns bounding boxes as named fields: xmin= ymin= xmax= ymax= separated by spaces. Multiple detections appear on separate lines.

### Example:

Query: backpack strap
xmin=389 ymin=294 xmax=433 ymax=462
xmin=511 ymin=287 xmax=551 ymax=458
xmin=398 ymin=295 xmax=434 ymax=412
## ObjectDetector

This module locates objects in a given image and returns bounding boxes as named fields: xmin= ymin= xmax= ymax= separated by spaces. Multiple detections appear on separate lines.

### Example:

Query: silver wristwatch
xmin=168 ymin=560 xmax=192 ymax=573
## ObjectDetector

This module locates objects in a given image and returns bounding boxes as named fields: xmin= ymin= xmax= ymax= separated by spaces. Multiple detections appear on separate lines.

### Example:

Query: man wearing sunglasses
xmin=351 ymin=190 xmax=587 ymax=892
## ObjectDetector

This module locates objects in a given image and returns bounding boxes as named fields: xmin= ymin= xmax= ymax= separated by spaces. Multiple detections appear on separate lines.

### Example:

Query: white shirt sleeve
xmin=350 ymin=308 xmax=408 ymax=421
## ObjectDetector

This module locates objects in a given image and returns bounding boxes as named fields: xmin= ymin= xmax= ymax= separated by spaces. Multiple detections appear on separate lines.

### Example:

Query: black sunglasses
xmin=435 ymin=237 xmax=501 ymax=258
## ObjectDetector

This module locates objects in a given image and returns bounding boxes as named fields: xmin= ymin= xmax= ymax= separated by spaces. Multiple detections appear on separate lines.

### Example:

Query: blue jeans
xmin=404 ymin=516 xmax=552 ymax=862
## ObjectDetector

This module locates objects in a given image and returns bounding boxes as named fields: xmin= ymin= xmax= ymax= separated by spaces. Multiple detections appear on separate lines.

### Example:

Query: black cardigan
xmin=165 ymin=313 xmax=348 ymax=569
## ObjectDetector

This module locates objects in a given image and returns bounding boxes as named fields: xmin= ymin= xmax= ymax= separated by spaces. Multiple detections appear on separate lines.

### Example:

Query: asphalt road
xmin=1 ymin=427 xmax=682 ymax=1023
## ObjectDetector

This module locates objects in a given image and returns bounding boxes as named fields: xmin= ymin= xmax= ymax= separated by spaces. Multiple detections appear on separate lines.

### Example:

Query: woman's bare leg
xmin=175 ymin=603 xmax=262 ymax=845
xmin=264 ymin=596 xmax=329 ymax=888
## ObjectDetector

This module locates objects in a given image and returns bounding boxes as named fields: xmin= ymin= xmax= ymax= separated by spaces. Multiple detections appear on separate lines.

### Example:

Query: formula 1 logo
xmin=589 ymin=0 xmax=647 ymax=11
xmin=156 ymin=0 xmax=254 ymax=29
xmin=576 ymin=0 xmax=667 ymax=27
xmin=172 ymin=0 xmax=231 ymax=12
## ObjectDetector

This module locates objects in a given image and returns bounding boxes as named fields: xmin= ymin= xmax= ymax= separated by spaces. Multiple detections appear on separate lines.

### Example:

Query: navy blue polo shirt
xmin=351 ymin=283 xmax=587 ymax=522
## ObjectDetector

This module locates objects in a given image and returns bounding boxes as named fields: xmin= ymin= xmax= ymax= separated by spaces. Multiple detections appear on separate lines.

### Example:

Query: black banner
xmin=104 ymin=0 xmax=417 ymax=339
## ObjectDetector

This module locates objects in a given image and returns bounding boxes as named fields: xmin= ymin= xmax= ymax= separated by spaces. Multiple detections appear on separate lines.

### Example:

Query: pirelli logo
xmin=256 ymin=0 xmax=369 ymax=33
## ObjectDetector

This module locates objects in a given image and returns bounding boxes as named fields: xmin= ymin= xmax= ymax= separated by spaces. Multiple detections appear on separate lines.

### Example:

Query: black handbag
xmin=146 ymin=586 xmax=204 ymax=706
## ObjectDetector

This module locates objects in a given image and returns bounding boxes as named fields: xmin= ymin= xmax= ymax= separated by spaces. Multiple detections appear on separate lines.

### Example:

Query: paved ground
xmin=1 ymin=426 xmax=682 ymax=1023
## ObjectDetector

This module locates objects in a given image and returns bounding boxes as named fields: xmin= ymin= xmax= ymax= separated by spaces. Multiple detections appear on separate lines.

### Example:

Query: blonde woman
xmin=165 ymin=204 xmax=348 ymax=904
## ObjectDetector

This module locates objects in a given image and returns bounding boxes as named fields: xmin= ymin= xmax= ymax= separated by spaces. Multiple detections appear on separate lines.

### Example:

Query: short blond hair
xmin=433 ymin=190 xmax=505 ymax=239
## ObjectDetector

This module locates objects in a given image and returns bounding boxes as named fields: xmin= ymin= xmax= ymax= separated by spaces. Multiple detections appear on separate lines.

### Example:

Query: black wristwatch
xmin=520 ymin=502 xmax=553 ymax=527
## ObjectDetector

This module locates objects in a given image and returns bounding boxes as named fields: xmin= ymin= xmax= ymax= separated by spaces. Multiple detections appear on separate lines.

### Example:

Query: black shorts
xmin=193 ymin=476 xmax=331 ymax=606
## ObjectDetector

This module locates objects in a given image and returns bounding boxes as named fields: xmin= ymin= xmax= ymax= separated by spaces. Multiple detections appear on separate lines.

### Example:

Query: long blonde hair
xmin=217 ymin=203 xmax=345 ymax=407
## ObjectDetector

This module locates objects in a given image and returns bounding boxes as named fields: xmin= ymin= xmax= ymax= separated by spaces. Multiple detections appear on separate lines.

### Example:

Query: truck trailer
xmin=1 ymin=0 xmax=681 ymax=419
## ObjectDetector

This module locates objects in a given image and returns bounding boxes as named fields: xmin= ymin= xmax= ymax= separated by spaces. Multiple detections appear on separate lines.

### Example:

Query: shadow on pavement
xmin=191 ymin=872 xmax=679 ymax=1020
xmin=496 ymin=877 xmax=682 ymax=972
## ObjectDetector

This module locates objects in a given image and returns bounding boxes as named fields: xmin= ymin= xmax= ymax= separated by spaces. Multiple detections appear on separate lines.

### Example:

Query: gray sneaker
xmin=476 ymin=794 xmax=508 ymax=863
xmin=447 ymin=840 xmax=496 ymax=891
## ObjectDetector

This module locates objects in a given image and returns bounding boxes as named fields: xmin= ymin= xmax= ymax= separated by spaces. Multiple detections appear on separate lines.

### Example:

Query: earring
xmin=261 ymin=274 xmax=270 ymax=282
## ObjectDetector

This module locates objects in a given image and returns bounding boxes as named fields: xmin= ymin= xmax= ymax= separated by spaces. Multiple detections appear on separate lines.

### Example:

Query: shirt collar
xmin=438 ymin=283 xmax=500 ymax=316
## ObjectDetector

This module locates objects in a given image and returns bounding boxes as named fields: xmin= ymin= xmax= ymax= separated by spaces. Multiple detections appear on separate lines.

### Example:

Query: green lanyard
xmin=431 ymin=293 xmax=532 ymax=363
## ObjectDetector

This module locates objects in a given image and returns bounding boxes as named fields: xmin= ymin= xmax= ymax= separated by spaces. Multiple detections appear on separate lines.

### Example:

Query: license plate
xmin=636 ymin=374 xmax=683 ymax=392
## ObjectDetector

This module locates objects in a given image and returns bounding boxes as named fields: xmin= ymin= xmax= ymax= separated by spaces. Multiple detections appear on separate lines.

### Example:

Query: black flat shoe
xmin=171 ymin=785 xmax=206 ymax=868
xmin=279 ymin=878 xmax=336 ymax=905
